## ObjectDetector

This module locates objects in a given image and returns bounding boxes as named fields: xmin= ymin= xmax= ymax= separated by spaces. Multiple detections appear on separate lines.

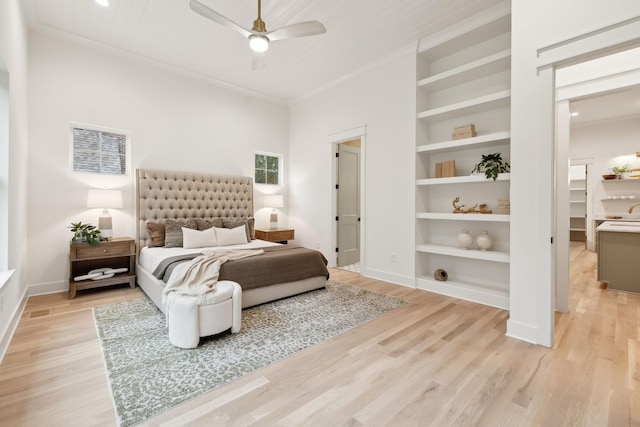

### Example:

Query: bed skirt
xmin=136 ymin=262 xmax=327 ymax=313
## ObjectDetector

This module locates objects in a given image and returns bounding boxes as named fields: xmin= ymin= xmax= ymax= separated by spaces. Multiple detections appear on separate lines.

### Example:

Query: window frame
xmin=254 ymin=151 xmax=283 ymax=186
xmin=70 ymin=122 xmax=131 ymax=176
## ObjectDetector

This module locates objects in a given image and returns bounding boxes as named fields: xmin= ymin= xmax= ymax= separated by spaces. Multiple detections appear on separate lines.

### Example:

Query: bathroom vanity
xmin=596 ymin=221 xmax=640 ymax=294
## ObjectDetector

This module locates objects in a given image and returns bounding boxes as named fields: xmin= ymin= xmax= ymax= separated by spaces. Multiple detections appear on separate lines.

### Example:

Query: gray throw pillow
xmin=164 ymin=218 xmax=197 ymax=247
xmin=221 ymin=217 xmax=254 ymax=241
xmin=196 ymin=218 xmax=224 ymax=231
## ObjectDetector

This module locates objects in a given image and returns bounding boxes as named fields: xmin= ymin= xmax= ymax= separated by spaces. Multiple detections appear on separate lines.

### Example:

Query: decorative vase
xmin=476 ymin=230 xmax=493 ymax=251
xmin=457 ymin=230 xmax=473 ymax=249
xmin=434 ymin=268 xmax=448 ymax=281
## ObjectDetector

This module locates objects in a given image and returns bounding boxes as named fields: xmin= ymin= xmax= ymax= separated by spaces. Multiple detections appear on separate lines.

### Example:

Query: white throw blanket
xmin=162 ymin=249 xmax=263 ymax=326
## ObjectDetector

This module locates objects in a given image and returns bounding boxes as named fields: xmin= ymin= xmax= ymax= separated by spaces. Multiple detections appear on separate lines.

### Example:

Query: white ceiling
xmin=570 ymin=85 xmax=640 ymax=125
xmin=21 ymin=0 xmax=504 ymax=101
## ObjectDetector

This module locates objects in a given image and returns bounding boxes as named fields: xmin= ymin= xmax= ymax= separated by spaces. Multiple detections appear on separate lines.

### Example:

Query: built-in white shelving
xmin=417 ymin=90 xmax=511 ymax=122
xmin=417 ymin=49 xmax=511 ymax=91
xmin=416 ymin=212 xmax=510 ymax=222
xmin=415 ymin=5 xmax=512 ymax=310
xmin=417 ymin=173 xmax=510 ymax=186
xmin=416 ymin=244 xmax=510 ymax=263
xmin=417 ymin=131 xmax=511 ymax=154
xmin=569 ymin=165 xmax=586 ymax=243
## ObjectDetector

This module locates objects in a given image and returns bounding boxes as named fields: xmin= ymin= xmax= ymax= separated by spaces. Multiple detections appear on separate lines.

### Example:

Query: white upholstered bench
xmin=167 ymin=280 xmax=242 ymax=349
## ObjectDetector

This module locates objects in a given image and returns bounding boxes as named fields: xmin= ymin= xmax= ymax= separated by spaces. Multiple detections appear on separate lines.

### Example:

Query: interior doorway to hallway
xmin=336 ymin=139 xmax=361 ymax=267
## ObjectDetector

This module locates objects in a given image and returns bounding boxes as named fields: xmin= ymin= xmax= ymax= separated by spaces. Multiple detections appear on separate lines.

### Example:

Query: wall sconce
xmin=636 ymin=152 xmax=640 ymax=157
xmin=263 ymin=194 xmax=284 ymax=229
xmin=87 ymin=189 xmax=123 ymax=239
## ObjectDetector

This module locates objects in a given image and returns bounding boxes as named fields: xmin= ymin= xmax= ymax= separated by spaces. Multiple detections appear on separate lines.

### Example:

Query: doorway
xmin=555 ymin=65 xmax=640 ymax=315
xmin=336 ymin=139 xmax=361 ymax=267
xmin=0 ymin=62 xmax=8 ymax=271
xmin=569 ymin=163 xmax=588 ymax=248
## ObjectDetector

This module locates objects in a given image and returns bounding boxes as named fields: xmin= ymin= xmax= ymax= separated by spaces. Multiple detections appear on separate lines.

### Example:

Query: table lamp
xmin=263 ymin=194 xmax=284 ymax=229
xmin=87 ymin=189 xmax=123 ymax=240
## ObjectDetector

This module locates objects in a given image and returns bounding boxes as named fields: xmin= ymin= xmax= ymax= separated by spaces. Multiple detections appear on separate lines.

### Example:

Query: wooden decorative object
xmin=478 ymin=204 xmax=492 ymax=214
xmin=452 ymin=123 xmax=477 ymax=140
xmin=436 ymin=160 xmax=456 ymax=178
xmin=452 ymin=197 xmax=466 ymax=213
xmin=435 ymin=162 xmax=443 ymax=178
xmin=453 ymin=198 xmax=492 ymax=214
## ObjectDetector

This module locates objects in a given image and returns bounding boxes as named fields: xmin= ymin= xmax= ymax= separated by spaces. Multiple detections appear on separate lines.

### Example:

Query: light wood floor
xmin=1 ymin=242 xmax=639 ymax=426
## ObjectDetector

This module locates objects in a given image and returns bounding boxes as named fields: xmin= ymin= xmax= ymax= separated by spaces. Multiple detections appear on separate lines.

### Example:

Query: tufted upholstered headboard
xmin=136 ymin=169 xmax=254 ymax=250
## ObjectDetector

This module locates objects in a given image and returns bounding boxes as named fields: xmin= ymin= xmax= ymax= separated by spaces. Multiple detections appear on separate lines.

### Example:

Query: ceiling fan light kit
xmin=190 ymin=0 xmax=326 ymax=70
xmin=249 ymin=35 xmax=269 ymax=52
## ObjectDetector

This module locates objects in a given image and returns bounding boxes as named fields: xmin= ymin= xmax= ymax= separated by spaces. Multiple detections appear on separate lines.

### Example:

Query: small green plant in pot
xmin=69 ymin=221 xmax=102 ymax=247
xmin=611 ymin=164 xmax=631 ymax=178
xmin=471 ymin=153 xmax=510 ymax=181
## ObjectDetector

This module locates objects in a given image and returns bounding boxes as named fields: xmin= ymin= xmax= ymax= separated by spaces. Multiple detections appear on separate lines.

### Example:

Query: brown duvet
xmin=154 ymin=245 xmax=329 ymax=290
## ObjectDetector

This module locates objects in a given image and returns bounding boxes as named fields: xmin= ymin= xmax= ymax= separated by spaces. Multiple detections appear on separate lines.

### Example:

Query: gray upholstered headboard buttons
xmin=136 ymin=169 xmax=254 ymax=250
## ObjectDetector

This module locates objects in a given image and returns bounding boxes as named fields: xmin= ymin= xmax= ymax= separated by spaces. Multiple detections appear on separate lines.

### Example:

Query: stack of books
xmin=495 ymin=198 xmax=510 ymax=214
xmin=452 ymin=123 xmax=477 ymax=140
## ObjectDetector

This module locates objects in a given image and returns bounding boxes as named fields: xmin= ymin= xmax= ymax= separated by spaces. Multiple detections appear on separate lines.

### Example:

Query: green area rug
xmin=93 ymin=279 xmax=406 ymax=426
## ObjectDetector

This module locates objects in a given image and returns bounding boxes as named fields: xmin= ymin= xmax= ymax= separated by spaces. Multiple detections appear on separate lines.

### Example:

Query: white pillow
xmin=182 ymin=226 xmax=217 ymax=249
xmin=214 ymin=225 xmax=248 ymax=246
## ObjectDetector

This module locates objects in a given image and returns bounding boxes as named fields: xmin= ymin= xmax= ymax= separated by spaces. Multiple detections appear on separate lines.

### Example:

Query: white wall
xmin=571 ymin=116 xmax=640 ymax=218
xmin=289 ymin=48 xmax=416 ymax=285
xmin=0 ymin=0 xmax=29 ymax=357
xmin=27 ymin=33 xmax=290 ymax=294
xmin=510 ymin=1 xmax=640 ymax=345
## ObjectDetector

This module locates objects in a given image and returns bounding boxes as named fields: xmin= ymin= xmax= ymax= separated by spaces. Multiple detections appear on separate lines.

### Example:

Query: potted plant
xmin=69 ymin=221 xmax=102 ymax=247
xmin=471 ymin=153 xmax=511 ymax=181
xmin=611 ymin=164 xmax=631 ymax=179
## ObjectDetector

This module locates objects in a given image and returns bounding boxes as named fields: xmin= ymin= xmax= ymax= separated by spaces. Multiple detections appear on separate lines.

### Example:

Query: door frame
xmin=555 ymin=82 xmax=639 ymax=315
xmin=336 ymin=142 xmax=361 ymax=267
xmin=541 ymin=17 xmax=640 ymax=346
xmin=328 ymin=125 xmax=366 ymax=270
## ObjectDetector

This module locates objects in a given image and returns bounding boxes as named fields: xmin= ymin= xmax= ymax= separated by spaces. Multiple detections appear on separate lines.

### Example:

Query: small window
xmin=254 ymin=152 xmax=282 ymax=185
xmin=71 ymin=124 xmax=130 ymax=175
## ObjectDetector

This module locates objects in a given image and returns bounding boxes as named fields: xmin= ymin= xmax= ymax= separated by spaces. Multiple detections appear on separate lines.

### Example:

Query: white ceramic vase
xmin=457 ymin=230 xmax=473 ymax=249
xmin=476 ymin=230 xmax=493 ymax=251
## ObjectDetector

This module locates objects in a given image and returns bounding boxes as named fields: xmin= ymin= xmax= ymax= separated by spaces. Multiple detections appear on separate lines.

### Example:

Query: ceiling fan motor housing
xmin=252 ymin=18 xmax=266 ymax=33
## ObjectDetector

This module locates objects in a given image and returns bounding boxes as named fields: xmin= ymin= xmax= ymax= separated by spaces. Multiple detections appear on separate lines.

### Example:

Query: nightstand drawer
xmin=255 ymin=229 xmax=294 ymax=242
xmin=73 ymin=241 xmax=132 ymax=259
xmin=268 ymin=230 xmax=294 ymax=241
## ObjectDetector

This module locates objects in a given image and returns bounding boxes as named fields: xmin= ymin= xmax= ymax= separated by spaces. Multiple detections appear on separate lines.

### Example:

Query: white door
xmin=337 ymin=142 xmax=360 ymax=267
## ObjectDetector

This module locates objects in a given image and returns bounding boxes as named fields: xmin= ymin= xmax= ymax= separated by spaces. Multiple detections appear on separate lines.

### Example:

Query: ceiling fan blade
xmin=266 ymin=21 xmax=326 ymax=42
xmin=252 ymin=51 xmax=266 ymax=71
xmin=190 ymin=0 xmax=252 ymax=38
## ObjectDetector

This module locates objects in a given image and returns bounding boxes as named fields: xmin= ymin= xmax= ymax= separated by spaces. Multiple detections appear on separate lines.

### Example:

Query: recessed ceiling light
xmin=570 ymin=112 xmax=579 ymax=117
xmin=95 ymin=0 xmax=110 ymax=6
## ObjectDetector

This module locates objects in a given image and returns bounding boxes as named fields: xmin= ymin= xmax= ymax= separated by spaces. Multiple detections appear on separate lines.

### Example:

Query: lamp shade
xmin=263 ymin=194 xmax=284 ymax=208
xmin=87 ymin=189 xmax=123 ymax=209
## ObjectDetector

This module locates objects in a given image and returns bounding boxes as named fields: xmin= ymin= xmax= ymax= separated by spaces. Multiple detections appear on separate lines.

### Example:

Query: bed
xmin=135 ymin=168 xmax=329 ymax=314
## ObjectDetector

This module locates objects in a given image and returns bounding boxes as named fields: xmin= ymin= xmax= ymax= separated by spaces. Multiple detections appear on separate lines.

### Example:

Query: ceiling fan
xmin=190 ymin=0 xmax=327 ymax=71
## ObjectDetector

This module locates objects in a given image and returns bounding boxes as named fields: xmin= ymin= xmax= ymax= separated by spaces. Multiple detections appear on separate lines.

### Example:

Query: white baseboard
xmin=506 ymin=319 xmax=540 ymax=345
xmin=360 ymin=268 xmax=415 ymax=288
xmin=0 ymin=292 xmax=27 ymax=364
xmin=416 ymin=277 xmax=509 ymax=310
xmin=26 ymin=280 xmax=67 ymax=296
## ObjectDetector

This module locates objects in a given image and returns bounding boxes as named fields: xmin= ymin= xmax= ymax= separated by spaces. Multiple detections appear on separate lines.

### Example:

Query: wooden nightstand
xmin=255 ymin=228 xmax=295 ymax=244
xmin=69 ymin=237 xmax=136 ymax=298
